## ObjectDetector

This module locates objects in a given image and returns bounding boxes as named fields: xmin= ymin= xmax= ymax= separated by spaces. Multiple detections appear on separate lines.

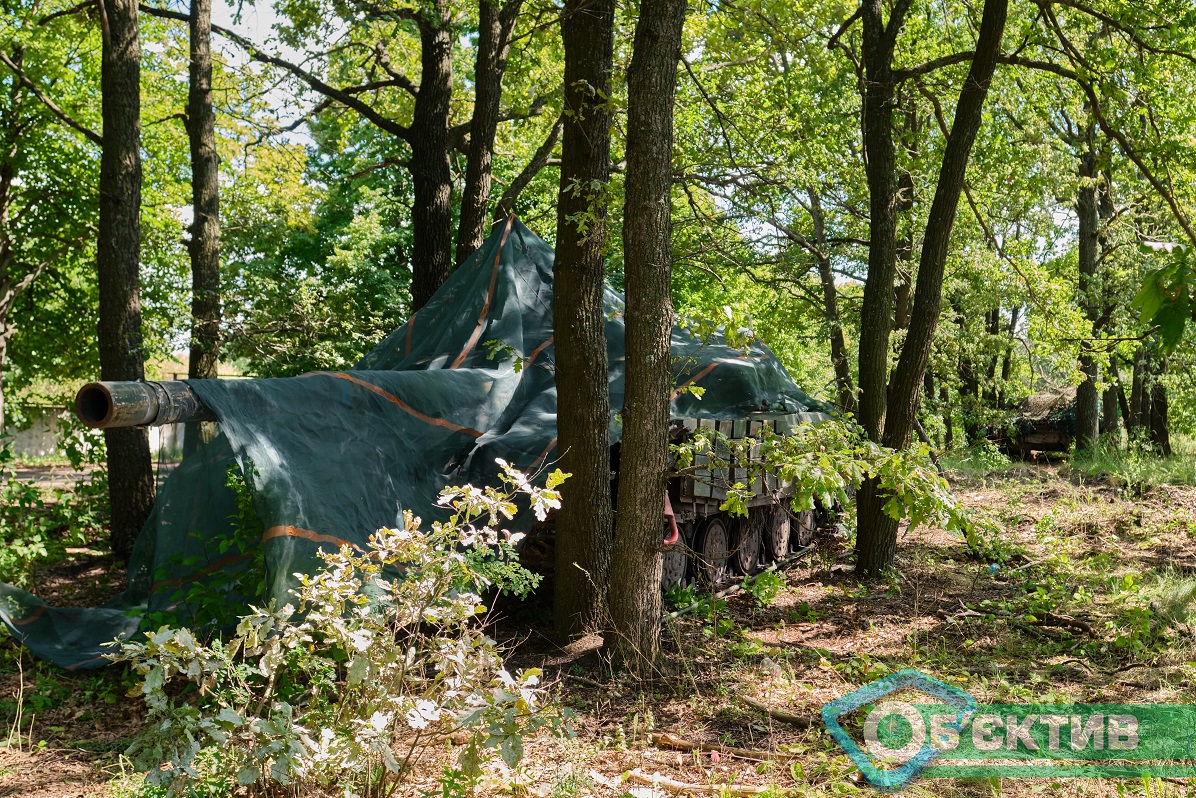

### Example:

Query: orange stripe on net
xmin=670 ymin=362 xmax=719 ymax=400
xmin=404 ymin=311 xmax=417 ymax=357
xmin=65 ymin=655 xmax=109 ymax=671
xmin=151 ymin=552 xmax=254 ymax=593
xmin=321 ymin=372 xmax=484 ymax=438
xmin=262 ymin=525 xmax=363 ymax=551
xmin=524 ymin=336 xmax=553 ymax=368
xmin=10 ymin=605 xmax=46 ymax=626
xmin=451 ymin=216 xmax=515 ymax=370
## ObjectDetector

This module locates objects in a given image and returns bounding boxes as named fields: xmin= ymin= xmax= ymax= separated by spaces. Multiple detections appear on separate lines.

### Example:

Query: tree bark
xmin=608 ymin=0 xmax=684 ymax=673
xmin=98 ymin=0 xmax=155 ymax=559
xmin=186 ymin=0 xmax=220 ymax=382
xmin=894 ymin=103 xmax=917 ymax=331
xmin=997 ymin=305 xmax=1019 ymax=406
xmin=857 ymin=0 xmax=1008 ymax=578
xmin=185 ymin=0 xmax=221 ymax=456
xmin=1130 ymin=345 xmax=1149 ymax=437
xmin=853 ymin=0 xmax=911 ymax=577
xmin=982 ymin=308 xmax=1000 ymax=404
xmin=809 ymin=187 xmax=854 ymax=413
xmin=552 ymin=0 xmax=615 ymax=639
xmin=1111 ymin=358 xmax=1130 ymax=438
xmin=0 ymin=150 xmax=13 ymax=434
xmin=456 ymin=0 xmax=522 ymax=265
xmin=955 ymin=300 xmax=982 ymax=443
xmin=855 ymin=0 xmax=902 ymax=444
xmin=1074 ymin=141 xmax=1100 ymax=452
xmin=1150 ymin=358 xmax=1170 ymax=455
xmin=1102 ymin=382 xmax=1119 ymax=438
xmin=0 ymin=336 xmax=6 ymax=435
xmin=409 ymin=0 xmax=455 ymax=310
xmin=939 ymin=383 xmax=953 ymax=448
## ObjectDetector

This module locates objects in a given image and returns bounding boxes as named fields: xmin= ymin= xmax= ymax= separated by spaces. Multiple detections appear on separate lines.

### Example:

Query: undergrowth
xmin=1072 ymin=434 xmax=1196 ymax=488
xmin=0 ymin=431 xmax=109 ymax=587
xmin=114 ymin=461 xmax=573 ymax=797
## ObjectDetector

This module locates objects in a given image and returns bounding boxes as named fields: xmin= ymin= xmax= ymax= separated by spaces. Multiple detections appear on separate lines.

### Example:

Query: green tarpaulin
xmin=0 ymin=219 xmax=831 ymax=669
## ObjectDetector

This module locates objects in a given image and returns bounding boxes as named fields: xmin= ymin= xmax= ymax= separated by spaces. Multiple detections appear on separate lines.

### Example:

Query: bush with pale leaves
xmin=115 ymin=462 xmax=572 ymax=796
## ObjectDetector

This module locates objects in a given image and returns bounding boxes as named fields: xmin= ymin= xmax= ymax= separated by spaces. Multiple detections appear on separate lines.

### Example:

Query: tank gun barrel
xmin=75 ymin=380 xmax=217 ymax=429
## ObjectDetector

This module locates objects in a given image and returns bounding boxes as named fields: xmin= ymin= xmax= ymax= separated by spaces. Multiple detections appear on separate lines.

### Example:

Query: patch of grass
xmin=11 ymin=454 xmax=73 ymax=468
xmin=1072 ymin=434 xmax=1196 ymax=488
xmin=941 ymin=440 xmax=1019 ymax=479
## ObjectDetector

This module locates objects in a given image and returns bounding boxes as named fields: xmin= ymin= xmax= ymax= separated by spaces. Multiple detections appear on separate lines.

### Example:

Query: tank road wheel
xmin=794 ymin=509 xmax=817 ymax=548
xmin=661 ymin=522 xmax=690 ymax=591
xmin=762 ymin=505 xmax=790 ymax=562
xmin=731 ymin=515 xmax=761 ymax=575
xmin=693 ymin=516 xmax=731 ymax=587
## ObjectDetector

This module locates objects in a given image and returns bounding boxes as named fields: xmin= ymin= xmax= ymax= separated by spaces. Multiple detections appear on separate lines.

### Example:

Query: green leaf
xmin=499 ymin=733 xmax=524 ymax=767
xmin=1154 ymin=292 xmax=1190 ymax=350
xmin=1132 ymin=275 xmax=1165 ymax=322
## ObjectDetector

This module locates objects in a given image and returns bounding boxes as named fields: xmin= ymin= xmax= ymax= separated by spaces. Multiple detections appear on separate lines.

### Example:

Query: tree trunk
xmin=185 ymin=0 xmax=221 ymax=456
xmin=1150 ymin=358 xmax=1170 ymax=455
xmin=456 ymin=0 xmax=522 ymax=265
xmin=956 ymin=302 xmax=982 ymax=443
xmin=409 ymin=0 xmax=455 ymax=310
xmin=857 ymin=0 xmax=1008 ymax=578
xmin=0 ymin=337 xmax=6 ymax=435
xmin=922 ymin=368 xmax=935 ymax=435
xmin=893 ymin=104 xmax=917 ymax=332
xmin=982 ymin=308 xmax=1000 ymax=404
xmin=0 ymin=155 xmax=12 ymax=434
xmin=854 ymin=0 xmax=901 ymax=444
xmin=552 ymin=0 xmax=615 ymax=639
xmin=939 ymin=383 xmax=953 ymax=448
xmin=997 ymin=305 xmax=1019 ymax=406
xmin=1074 ymin=142 xmax=1100 ymax=452
xmin=1130 ymin=346 xmax=1150 ymax=437
xmin=187 ymin=0 xmax=220 ymax=382
xmin=98 ymin=0 xmax=155 ymax=559
xmin=1102 ymin=383 xmax=1119 ymax=439
xmin=809 ymin=187 xmax=854 ymax=413
xmin=607 ymin=0 xmax=684 ymax=673
xmin=1111 ymin=359 xmax=1130 ymax=438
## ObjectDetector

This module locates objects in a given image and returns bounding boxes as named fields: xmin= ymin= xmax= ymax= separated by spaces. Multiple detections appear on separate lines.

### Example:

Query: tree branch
xmin=1039 ymin=0 xmax=1196 ymax=64
xmin=139 ymin=4 xmax=411 ymax=141
xmin=0 ymin=51 xmax=102 ymax=146
xmin=827 ymin=6 xmax=862 ymax=51
xmin=997 ymin=52 xmax=1196 ymax=249
xmin=491 ymin=113 xmax=563 ymax=222
xmin=893 ymin=50 xmax=975 ymax=80
xmin=38 ymin=0 xmax=96 ymax=25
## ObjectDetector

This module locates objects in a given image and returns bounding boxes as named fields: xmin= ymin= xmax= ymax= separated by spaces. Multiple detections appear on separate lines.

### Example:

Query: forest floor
xmin=4 ymin=455 xmax=1196 ymax=796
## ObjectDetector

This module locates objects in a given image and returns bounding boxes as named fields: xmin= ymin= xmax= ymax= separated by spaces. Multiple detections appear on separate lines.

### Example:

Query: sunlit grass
xmin=1072 ymin=434 xmax=1196 ymax=488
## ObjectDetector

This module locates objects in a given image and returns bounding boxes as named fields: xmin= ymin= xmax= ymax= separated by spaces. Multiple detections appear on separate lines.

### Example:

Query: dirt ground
xmin=4 ymin=463 xmax=1196 ymax=796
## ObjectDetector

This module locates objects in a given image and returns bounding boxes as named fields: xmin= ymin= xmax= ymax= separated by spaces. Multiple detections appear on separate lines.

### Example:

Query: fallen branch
xmin=1032 ymin=611 xmax=1095 ymax=636
xmin=626 ymin=769 xmax=771 ymax=796
xmin=649 ymin=731 xmax=793 ymax=762
xmin=562 ymin=673 xmax=607 ymax=690
xmin=739 ymin=695 xmax=815 ymax=729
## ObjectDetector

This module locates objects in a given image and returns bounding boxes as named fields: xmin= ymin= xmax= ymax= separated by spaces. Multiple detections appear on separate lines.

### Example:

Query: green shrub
xmin=115 ymin=461 xmax=572 ymax=796
xmin=0 ymin=435 xmax=107 ymax=587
